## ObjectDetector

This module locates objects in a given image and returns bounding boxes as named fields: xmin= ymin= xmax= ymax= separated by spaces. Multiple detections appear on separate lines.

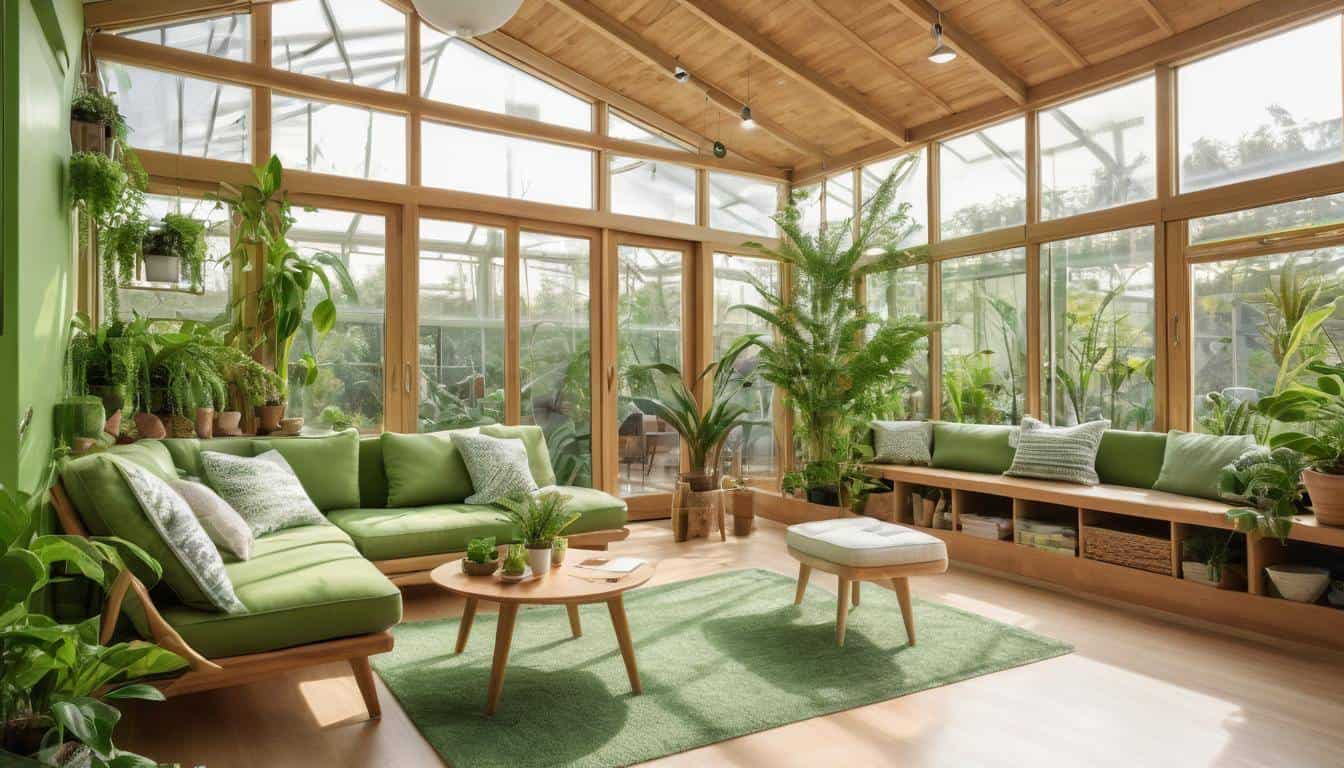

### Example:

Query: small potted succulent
xmin=462 ymin=536 xmax=500 ymax=576
xmin=496 ymin=490 xmax=579 ymax=576
xmin=500 ymin=543 xmax=528 ymax=583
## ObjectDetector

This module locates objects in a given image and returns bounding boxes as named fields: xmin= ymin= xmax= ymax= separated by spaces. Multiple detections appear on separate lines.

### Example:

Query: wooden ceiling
xmin=489 ymin=0 xmax=1264 ymax=173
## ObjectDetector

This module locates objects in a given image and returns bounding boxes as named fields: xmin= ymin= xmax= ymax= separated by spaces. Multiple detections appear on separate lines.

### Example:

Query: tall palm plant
xmin=732 ymin=162 xmax=929 ymax=497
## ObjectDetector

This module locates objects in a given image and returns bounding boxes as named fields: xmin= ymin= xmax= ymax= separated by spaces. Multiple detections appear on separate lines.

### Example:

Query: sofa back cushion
xmin=160 ymin=437 xmax=254 ymax=479
xmin=358 ymin=435 xmax=389 ymax=509
xmin=1153 ymin=430 xmax=1258 ymax=501
xmin=1095 ymin=430 xmax=1167 ymax=489
xmin=251 ymin=430 xmax=361 ymax=512
xmin=380 ymin=428 xmax=478 ymax=507
xmin=930 ymin=423 xmax=1017 ymax=474
xmin=105 ymin=441 xmax=179 ymax=481
xmin=479 ymin=424 xmax=557 ymax=487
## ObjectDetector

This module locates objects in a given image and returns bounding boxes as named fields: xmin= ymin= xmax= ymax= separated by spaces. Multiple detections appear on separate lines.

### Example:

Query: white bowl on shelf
xmin=1265 ymin=564 xmax=1330 ymax=603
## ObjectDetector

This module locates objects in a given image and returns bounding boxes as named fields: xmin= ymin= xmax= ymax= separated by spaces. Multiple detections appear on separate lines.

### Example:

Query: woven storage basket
xmin=1082 ymin=525 xmax=1171 ymax=575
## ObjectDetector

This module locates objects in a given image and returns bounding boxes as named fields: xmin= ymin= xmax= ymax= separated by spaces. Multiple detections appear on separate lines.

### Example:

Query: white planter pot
xmin=526 ymin=546 xmax=551 ymax=576
xmin=1265 ymin=564 xmax=1330 ymax=603
xmin=143 ymin=253 xmax=182 ymax=284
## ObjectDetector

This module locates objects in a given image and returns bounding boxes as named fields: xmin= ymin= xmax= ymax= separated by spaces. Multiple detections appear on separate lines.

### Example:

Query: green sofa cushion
xmin=1154 ymin=430 xmax=1258 ymax=501
xmin=1095 ymin=430 xmax=1168 ymax=489
xmin=252 ymin=430 xmax=361 ymax=512
xmin=358 ymin=436 xmax=389 ymax=508
xmin=380 ymin=429 xmax=478 ymax=507
xmin=160 ymin=437 xmax=254 ymax=479
xmin=160 ymin=523 xmax=402 ymax=658
xmin=328 ymin=485 xmax=627 ymax=561
xmin=59 ymin=453 xmax=217 ymax=612
xmin=930 ymin=423 xmax=1017 ymax=474
xmin=479 ymin=424 xmax=557 ymax=487
xmin=105 ymin=441 xmax=179 ymax=481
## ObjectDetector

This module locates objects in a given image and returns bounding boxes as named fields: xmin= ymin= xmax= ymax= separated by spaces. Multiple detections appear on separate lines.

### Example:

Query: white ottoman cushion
xmin=787 ymin=517 xmax=947 ymax=569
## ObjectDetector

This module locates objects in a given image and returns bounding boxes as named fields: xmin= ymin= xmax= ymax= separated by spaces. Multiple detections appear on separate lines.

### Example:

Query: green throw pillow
xmin=480 ymin=424 xmax=557 ymax=487
xmin=252 ymin=429 xmax=361 ymax=511
xmin=1153 ymin=430 xmax=1258 ymax=501
xmin=202 ymin=450 xmax=326 ymax=536
xmin=930 ymin=423 xmax=1018 ymax=474
xmin=871 ymin=421 xmax=932 ymax=465
xmin=452 ymin=432 xmax=539 ymax=505
xmin=1095 ymin=430 xmax=1167 ymax=489
xmin=105 ymin=441 xmax=179 ymax=482
xmin=1004 ymin=417 xmax=1109 ymax=485
xmin=380 ymin=429 xmax=478 ymax=507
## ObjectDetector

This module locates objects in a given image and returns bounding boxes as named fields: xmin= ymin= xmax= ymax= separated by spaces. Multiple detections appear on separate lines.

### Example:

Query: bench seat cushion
xmin=160 ymin=523 xmax=402 ymax=658
xmin=787 ymin=518 xmax=947 ymax=569
xmin=327 ymin=486 xmax=627 ymax=561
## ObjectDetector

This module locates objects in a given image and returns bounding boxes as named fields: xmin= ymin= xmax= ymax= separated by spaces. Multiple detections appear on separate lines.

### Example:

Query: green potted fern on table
xmin=496 ymin=491 xmax=579 ymax=576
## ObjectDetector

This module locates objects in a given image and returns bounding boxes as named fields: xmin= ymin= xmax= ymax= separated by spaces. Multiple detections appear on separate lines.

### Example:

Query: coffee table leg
xmin=566 ymin=603 xmax=582 ymax=637
xmin=485 ymin=603 xmax=519 ymax=716
xmin=606 ymin=595 xmax=642 ymax=695
xmin=455 ymin=597 xmax=478 ymax=654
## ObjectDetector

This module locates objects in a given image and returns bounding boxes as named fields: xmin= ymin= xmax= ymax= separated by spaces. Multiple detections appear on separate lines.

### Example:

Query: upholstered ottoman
xmin=786 ymin=517 xmax=948 ymax=646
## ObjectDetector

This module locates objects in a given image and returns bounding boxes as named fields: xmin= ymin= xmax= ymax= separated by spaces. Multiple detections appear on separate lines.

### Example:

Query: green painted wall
xmin=1 ymin=0 xmax=83 ymax=494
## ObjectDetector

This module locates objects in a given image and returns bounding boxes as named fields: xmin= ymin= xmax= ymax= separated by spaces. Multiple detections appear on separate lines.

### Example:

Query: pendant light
xmin=928 ymin=12 xmax=957 ymax=64
xmin=740 ymin=54 xmax=756 ymax=130
xmin=411 ymin=0 xmax=524 ymax=38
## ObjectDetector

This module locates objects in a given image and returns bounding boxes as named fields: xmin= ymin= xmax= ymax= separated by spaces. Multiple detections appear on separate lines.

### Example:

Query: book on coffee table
xmin=576 ymin=557 xmax=646 ymax=574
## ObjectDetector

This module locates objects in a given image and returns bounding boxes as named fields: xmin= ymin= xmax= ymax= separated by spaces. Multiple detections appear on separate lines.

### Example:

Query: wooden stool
xmin=786 ymin=518 xmax=948 ymax=646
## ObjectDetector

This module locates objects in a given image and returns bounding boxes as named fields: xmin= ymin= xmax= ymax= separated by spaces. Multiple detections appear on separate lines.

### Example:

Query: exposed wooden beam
xmin=883 ymin=0 xmax=1028 ymax=104
xmin=84 ymin=0 xmax=252 ymax=29
xmin=1134 ymin=0 xmax=1175 ymax=36
xmin=671 ymin=0 xmax=907 ymax=144
xmin=546 ymin=0 xmax=829 ymax=161
xmin=1003 ymin=0 xmax=1088 ymax=69
xmin=791 ymin=0 xmax=953 ymax=114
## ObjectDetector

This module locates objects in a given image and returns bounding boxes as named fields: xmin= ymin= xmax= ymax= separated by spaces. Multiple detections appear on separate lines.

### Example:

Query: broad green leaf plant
xmin=1219 ymin=448 xmax=1310 ymax=542
xmin=1256 ymin=360 xmax=1344 ymax=475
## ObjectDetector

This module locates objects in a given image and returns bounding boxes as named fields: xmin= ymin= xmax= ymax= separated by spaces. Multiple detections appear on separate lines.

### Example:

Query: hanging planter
xmin=139 ymin=213 xmax=208 ymax=289
xmin=69 ymin=86 xmax=125 ymax=158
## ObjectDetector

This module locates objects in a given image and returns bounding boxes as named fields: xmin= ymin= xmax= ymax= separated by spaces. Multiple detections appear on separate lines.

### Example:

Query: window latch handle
xmin=404 ymin=362 xmax=412 ymax=394
xmin=1172 ymin=312 xmax=1182 ymax=346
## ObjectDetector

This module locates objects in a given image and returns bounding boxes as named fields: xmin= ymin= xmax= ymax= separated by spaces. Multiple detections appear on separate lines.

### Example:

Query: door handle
xmin=1172 ymin=313 xmax=1182 ymax=346
xmin=404 ymin=362 xmax=413 ymax=394
xmin=606 ymin=365 xmax=615 ymax=391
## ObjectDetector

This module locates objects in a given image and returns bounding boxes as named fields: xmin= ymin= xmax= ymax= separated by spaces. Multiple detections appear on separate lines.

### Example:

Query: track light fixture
xmin=928 ymin=13 xmax=957 ymax=64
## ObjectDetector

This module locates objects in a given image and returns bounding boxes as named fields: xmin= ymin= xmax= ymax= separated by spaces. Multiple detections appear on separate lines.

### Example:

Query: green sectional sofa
xmin=52 ymin=427 xmax=629 ymax=717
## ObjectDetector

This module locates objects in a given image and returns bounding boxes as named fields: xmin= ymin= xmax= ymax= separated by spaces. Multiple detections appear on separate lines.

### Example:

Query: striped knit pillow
xmin=1004 ymin=417 xmax=1110 ymax=485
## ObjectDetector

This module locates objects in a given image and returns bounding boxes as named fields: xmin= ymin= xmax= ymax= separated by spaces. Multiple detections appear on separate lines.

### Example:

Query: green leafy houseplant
xmin=495 ymin=491 xmax=579 ymax=548
xmin=1181 ymin=528 xmax=1245 ymax=584
xmin=1256 ymin=360 xmax=1344 ymax=525
xmin=66 ymin=313 xmax=156 ymax=418
xmin=1220 ymin=447 xmax=1310 ymax=542
xmin=626 ymin=335 xmax=760 ymax=492
xmin=150 ymin=324 xmax=229 ymax=419
xmin=141 ymin=213 xmax=209 ymax=291
xmin=466 ymin=537 xmax=498 ymax=564
xmin=733 ymin=161 xmax=928 ymax=504
xmin=70 ymin=86 xmax=127 ymax=140
xmin=501 ymin=544 xmax=527 ymax=576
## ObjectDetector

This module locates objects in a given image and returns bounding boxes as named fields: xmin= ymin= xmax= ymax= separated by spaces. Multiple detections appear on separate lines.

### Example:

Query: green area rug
xmin=373 ymin=568 xmax=1070 ymax=768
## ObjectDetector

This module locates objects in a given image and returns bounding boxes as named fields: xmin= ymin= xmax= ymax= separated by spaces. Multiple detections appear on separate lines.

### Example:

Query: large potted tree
xmin=732 ymin=161 xmax=928 ymax=512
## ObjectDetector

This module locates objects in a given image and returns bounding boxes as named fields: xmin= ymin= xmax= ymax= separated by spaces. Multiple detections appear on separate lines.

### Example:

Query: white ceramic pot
xmin=1265 ymin=564 xmax=1331 ymax=603
xmin=143 ymin=254 xmax=182 ymax=284
xmin=526 ymin=546 xmax=551 ymax=576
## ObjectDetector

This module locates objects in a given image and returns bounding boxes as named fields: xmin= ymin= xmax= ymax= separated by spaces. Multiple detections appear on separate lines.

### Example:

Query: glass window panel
xmin=120 ymin=12 xmax=249 ymax=60
xmin=1189 ymin=192 xmax=1344 ymax=245
xmin=608 ymin=110 xmax=690 ymax=151
xmin=418 ymin=219 xmax=505 ymax=431
xmin=421 ymin=30 xmax=591 ymax=130
xmin=617 ymin=245 xmax=684 ymax=496
xmin=709 ymin=172 xmax=779 ymax=236
xmin=1191 ymin=249 xmax=1344 ymax=432
xmin=609 ymin=155 xmax=697 ymax=224
xmin=791 ymin=183 xmax=822 ymax=238
xmin=940 ymin=248 xmax=1028 ymax=424
xmin=1040 ymin=77 xmax=1156 ymax=221
xmin=285 ymin=208 xmax=387 ymax=432
xmin=272 ymin=93 xmax=406 ymax=183
xmin=713 ymin=253 xmax=780 ymax=484
xmin=115 ymin=194 xmax=231 ymax=324
xmin=520 ymin=231 xmax=593 ymax=487
xmin=825 ymin=171 xmax=854 ymax=238
xmin=940 ymin=117 xmax=1027 ymax=239
xmin=1178 ymin=16 xmax=1343 ymax=193
xmin=272 ymin=0 xmax=407 ymax=92
xmin=862 ymin=149 xmax=928 ymax=248
xmin=98 ymin=62 xmax=250 ymax=161
xmin=422 ymin=122 xmax=593 ymax=209
xmin=865 ymin=265 xmax=930 ymax=418
xmin=1042 ymin=227 xmax=1157 ymax=431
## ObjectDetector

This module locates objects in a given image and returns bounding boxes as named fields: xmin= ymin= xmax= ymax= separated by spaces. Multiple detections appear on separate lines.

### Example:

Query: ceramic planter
xmin=195 ymin=407 xmax=215 ymax=439
xmin=214 ymin=410 xmax=243 ymax=436
xmin=462 ymin=558 xmax=500 ymax=577
xmin=1303 ymin=469 xmax=1344 ymax=526
xmin=526 ymin=545 xmax=551 ymax=575
xmin=256 ymin=403 xmax=285 ymax=435
xmin=133 ymin=412 xmax=166 ymax=439
xmin=142 ymin=253 xmax=182 ymax=284
xmin=1265 ymin=564 xmax=1330 ymax=603
xmin=280 ymin=417 xmax=304 ymax=436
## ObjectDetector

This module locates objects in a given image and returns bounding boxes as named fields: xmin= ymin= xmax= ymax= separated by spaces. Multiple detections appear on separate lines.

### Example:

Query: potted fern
xmin=496 ymin=491 xmax=579 ymax=575
xmin=70 ymin=84 xmax=126 ymax=155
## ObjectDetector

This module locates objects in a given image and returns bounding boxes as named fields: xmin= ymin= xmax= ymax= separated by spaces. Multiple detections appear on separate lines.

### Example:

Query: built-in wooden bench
xmin=862 ymin=465 xmax=1344 ymax=652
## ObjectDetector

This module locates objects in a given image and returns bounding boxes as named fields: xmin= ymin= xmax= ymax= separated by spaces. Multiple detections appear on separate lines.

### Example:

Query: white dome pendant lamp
xmin=411 ymin=0 xmax=525 ymax=38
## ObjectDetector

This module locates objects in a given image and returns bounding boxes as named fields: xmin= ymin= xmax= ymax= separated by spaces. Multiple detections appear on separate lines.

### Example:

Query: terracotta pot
xmin=104 ymin=409 xmax=122 ymax=438
xmin=256 ymin=403 xmax=285 ymax=435
xmin=195 ymin=407 xmax=215 ymax=439
xmin=280 ymin=417 xmax=304 ymax=436
xmin=133 ymin=412 xmax=166 ymax=440
xmin=214 ymin=410 xmax=243 ymax=436
xmin=1304 ymin=469 xmax=1344 ymax=526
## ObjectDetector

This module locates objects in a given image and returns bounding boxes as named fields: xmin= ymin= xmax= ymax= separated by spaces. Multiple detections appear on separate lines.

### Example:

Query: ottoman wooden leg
xmin=852 ymin=581 xmax=861 ymax=608
xmin=836 ymin=576 xmax=851 ymax=646
xmin=891 ymin=577 xmax=915 ymax=646
xmin=794 ymin=563 xmax=811 ymax=605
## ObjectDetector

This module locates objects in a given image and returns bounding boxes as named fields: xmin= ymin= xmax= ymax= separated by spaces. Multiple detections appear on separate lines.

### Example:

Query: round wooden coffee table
xmin=429 ymin=549 xmax=654 ymax=715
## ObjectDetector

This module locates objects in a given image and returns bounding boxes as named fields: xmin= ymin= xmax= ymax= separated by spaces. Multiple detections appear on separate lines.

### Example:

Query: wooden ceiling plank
xmin=84 ymin=0 xmax=254 ymax=30
xmin=670 ymin=0 xmax=908 ymax=144
xmin=546 ymin=0 xmax=830 ymax=160
xmin=883 ymin=0 xmax=1028 ymax=104
xmin=1134 ymin=0 xmax=1176 ymax=36
xmin=1003 ymin=0 xmax=1088 ymax=69
xmin=792 ymin=0 xmax=953 ymax=114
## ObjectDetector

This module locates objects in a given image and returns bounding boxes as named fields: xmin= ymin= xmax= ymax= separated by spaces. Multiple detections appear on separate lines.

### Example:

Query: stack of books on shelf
xmin=960 ymin=513 xmax=1012 ymax=541
xmin=1015 ymin=519 xmax=1077 ymax=556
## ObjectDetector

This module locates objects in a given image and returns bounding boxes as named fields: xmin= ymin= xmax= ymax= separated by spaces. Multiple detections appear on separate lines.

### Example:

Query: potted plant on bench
xmin=1255 ymin=360 xmax=1344 ymax=526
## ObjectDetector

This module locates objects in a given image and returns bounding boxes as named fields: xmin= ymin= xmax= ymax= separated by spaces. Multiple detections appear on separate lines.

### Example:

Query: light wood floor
xmin=119 ymin=518 xmax=1344 ymax=767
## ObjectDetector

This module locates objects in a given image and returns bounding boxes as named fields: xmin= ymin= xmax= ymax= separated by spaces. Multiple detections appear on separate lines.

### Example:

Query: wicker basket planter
xmin=1082 ymin=525 xmax=1172 ymax=575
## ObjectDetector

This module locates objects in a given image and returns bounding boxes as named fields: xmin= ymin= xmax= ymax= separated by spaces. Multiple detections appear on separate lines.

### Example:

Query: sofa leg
xmin=349 ymin=656 xmax=382 ymax=719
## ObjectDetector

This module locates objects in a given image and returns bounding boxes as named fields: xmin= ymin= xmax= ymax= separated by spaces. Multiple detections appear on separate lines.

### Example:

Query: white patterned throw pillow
xmin=171 ymin=478 xmax=255 ymax=561
xmin=201 ymin=450 xmax=326 ymax=536
xmin=871 ymin=420 xmax=933 ymax=465
xmin=1004 ymin=417 xmax=1110 ymax=485
xmin=114 ymin=460 xmax=245 ymax=613
xmin=451 ymin=432 xmax=540 ymax=505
